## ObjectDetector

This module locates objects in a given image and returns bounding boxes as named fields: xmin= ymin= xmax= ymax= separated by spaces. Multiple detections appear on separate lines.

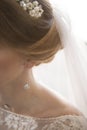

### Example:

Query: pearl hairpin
xmin=16 ymin=0 xmax=44 ymax=18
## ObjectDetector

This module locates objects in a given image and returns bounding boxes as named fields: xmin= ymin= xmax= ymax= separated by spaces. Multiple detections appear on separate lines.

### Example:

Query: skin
xmin=0 ymin=47 xmax=84 ymax=117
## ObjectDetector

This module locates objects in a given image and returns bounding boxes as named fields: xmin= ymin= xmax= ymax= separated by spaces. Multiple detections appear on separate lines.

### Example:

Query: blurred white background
xmin=32 ymin=0 xmax=87 ymax=116
xmin=52 ymin=0 xmax=87 ymax=41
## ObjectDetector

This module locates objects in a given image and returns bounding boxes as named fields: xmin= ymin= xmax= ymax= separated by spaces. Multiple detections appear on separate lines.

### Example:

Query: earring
xmin=24 ymin=83 xmax=30 ymax=90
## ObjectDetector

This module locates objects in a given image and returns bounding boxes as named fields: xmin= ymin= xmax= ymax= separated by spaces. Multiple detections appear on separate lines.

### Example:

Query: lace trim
xmin=0 ymin=109 xmax=38 ymax=130
xmin=42 ymin=116 xmax=87 ymax=130
xmin=0 ymin=107 xmax=87 ymax=130
xmin=0 ymin=106 xmax=86 ymax=120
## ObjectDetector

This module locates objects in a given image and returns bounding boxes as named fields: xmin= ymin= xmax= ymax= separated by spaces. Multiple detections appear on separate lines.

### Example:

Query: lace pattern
xmin=0 ymin=109 xmax=38 ymax=130
xmin=0 ymin=107 xmax=87 ymax=130
xmin=42 ymin=115 xmax=87 ymax=130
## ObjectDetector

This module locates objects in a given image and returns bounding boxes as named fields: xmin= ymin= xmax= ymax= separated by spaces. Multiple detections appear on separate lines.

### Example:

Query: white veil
xmin=50 ymin=0 xmax=87 ymax=116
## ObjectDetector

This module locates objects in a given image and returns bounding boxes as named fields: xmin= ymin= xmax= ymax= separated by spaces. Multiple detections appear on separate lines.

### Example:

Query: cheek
xmin=0 ymin=56 xmax=24 ymax=83
xmin=0 ymin=58 xmax=12 ymax=74
xmin=0 ymin=55 xmax=17 ymax=71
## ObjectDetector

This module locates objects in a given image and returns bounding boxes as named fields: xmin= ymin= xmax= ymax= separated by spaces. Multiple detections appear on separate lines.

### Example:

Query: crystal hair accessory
xmin=16 ymin=0 xmax=44 ymax=18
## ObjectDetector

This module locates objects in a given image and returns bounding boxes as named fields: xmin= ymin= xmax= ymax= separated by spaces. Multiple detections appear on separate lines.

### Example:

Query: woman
xmin=0 ymin=0 xmax=87 ymax=129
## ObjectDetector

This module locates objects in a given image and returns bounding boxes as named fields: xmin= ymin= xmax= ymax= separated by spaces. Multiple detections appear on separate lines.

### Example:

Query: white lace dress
xmin=0 ymin=107 xmax=87 ymax=130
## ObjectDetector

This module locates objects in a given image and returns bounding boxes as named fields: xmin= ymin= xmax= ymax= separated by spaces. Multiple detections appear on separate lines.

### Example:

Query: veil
xmin=49 ymin=0 xmax=87 ymax=116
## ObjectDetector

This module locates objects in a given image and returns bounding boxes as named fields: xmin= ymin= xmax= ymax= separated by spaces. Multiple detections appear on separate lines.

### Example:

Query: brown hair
xmin=0 ymin=0 xmax=62 ymax=66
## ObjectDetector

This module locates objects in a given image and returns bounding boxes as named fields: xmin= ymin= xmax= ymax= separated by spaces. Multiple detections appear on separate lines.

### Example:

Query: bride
xmin=0 ymin=0 xmax=87 ymax=129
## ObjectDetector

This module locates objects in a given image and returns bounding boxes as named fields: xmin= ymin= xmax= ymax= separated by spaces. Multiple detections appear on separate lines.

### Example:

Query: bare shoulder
xmin=49 ymin=102 xmax=85 ymax=118
xmin=62 ymin=103 xmax=84 ymax=116
xmin=44 ymin=90 xmax=84 ymax=117
xmin=38 ymin=84 xmax=84 ymax=117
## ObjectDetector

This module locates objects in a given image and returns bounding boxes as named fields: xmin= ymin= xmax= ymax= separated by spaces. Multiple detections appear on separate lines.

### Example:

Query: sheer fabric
xmin=0 ymin=107 xmax=87 ymax=130
xmin=50 ymin=0 xmax=87 ymax=116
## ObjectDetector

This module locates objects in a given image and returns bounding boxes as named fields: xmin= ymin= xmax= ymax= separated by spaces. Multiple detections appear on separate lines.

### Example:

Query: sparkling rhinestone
xmin=24 ymin=83 xmax=30 ymax=89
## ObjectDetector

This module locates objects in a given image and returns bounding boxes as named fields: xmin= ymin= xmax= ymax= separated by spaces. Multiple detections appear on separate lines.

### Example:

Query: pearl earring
xmin=24 ymin=83 xmax=30 ymax=89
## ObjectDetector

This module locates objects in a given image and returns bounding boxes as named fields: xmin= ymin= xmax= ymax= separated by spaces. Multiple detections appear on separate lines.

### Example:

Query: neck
xmin=0 ymin=68 xmax=39 ymax=109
